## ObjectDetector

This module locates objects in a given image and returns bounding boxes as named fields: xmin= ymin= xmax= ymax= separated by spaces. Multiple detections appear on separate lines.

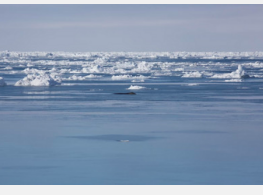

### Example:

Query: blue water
xmin=1 ymin=52 xmax=263 ymax=184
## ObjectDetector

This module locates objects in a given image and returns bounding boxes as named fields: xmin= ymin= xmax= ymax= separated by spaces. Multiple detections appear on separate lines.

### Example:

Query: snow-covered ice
xmin=211 ymin=65 xmax=250 ymax=79
xmin=127 ymin=85 xmax=146 ymax=90
xmin=182 ymin=71 xmax=203 ymax=78
xmin=15 ymin=73 xmax=61 ymax=86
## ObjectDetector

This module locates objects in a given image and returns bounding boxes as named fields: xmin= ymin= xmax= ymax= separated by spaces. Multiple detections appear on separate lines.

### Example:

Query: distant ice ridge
xmin=2 ymin=51 xmax=263 ymax=60
xmin=111 ymin=75 xmax=148 ymax=80
xmin=3 ymin=66 xmax=12 ymax=70
xmin=225 ymin=79 xmax=242 ymax=82
xmin=0 ymin=77 xmax=6 ymax=86
xmin=15 ymin=73 xmax=61 ymax=86
xmin=185 ymin=83 xmax=199 ymax=86
xmin=182 ymin=71 xmax=203 ymax=78
xmin=211 ymin=65 xmax=250 ymax=79
xmin=63 ymin=74 xmax=101 ymax=81
xmin=127 ymin=85 xmax=146 ymax=90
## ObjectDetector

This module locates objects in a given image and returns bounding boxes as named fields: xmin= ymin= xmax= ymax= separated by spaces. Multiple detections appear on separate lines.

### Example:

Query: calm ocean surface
xmin=1 ymin=51 xmax=263 ymax=184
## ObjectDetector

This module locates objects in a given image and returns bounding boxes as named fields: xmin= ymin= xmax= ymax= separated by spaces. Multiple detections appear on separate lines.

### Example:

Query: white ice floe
xmin=0 ymin=77 xmax=7 ymax=86
xmin=224 ymin=79 xmax=242 ymax=82
xmin=3 ymin=66 xmax=12 ymax=70
xmin=131 ymin=61 xmax=151 ymax=73
xmin=63 ymin=74 xmax=101 ymax=81
xmin=15 ymin=73 xmax=61 ymax=86
xmin=211 ymin=65 xmax=249 ymax=79
xmin=131 ymin=79 xmax=145 ymax=82
xmin=111 ymin=75 xmax=148 ymax=80
xmin=174 ymin=68 xmax=184 ymax=71
xmin=185 ymin=83 xmax=199 ymax=86
xmin=182 ymin=71 xmax=203 ymax=78
xmin=127 ymin=85 xmax=146 ymax=90
xmin=82 ymin=65 xmax=104 ymax=73
xmin=23 ymin=68 xmax=45 ymax=75
xmin=26 ymin=63 xmax=34 ymax=67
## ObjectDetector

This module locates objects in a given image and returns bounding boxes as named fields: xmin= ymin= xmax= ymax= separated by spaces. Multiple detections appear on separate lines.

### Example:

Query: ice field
xmin=1 ymin=51 xmax=263 ymax=184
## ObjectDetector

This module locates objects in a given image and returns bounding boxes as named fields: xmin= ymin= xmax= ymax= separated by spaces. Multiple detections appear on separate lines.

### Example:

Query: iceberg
xmin=0 ymin=77 xmax=7 ymax=86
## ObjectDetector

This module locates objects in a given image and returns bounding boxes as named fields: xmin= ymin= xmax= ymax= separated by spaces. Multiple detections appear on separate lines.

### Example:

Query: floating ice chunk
xmin=132 ymin=79 xmax=145 ymax=82
xmin=27 ymin=63 xmax=34 ymax=67
xmin=174 ymin=68 xmax=184 ymax=71
xmin=23 ymin=68 xmax=45 ymax=75
xmin=15 ymin=73 xmax=61 ymax=86
xmin=225 ymin=79 xmax=242 ymax=82
xmin=252 ymin=75 xmax=263 ymax=78
xmin=63 ymin=74 xmax=101 ymax=81
xmin=182 ymin=71 xmax=203 ymax=78
xmin=112 ymin=75 xmax=148 ymax=80
xmin=49 ymin=67 xmax=58 ymax=72
xmin=127 ymin=85 xmax=146 ymax=90
xmin=0 ymin=77 xmax=7 ymax=86
xmin=85 ymin=74 xmax=102 ymax=78
xmin=211 ymin=65 xmax=250 ymax=79
xmin=185 ymin=83 xmax=199 ymax=86
xmin=112 ymin=75 xmax=132 ymax=80
xmin=3 ymin=66 xmax=12 ymax=70
xmin=82 ymin=65 xmax=104 ymax=73
xmin=117 ymin=140 xmax=129 ymax=142
xmin=131 ymin=61 xmax=151 ymax=73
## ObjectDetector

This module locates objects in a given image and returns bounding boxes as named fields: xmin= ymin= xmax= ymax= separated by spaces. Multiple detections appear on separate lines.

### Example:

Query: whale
xmin=114 ymin=92 xmax=136 ymax=95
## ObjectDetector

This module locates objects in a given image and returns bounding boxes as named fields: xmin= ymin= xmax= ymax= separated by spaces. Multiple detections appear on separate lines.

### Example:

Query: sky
xmin=0 ymin=4 xmax=263 ymax=52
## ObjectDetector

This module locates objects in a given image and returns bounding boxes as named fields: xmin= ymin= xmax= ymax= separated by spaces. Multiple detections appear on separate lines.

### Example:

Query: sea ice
xmin=211 ymin=65 xmax=250 ymax=79
xmin=15 ymin=73 xmax=61 ymax=86
xmin=112 ymin=75 xmax=148 ymax=80
xmin=127 ymin=85 xmax=146 ymax=90
xmin=185 ymin=83 xmax=199 ymax=86
xmin=63 ymin=74 xmax=101 ymax=81
xmin=225 ymin=79 xmax=243 ymax=82
xmin=3 ymin=66 xmax=12 ymax=70
xmin=182 ymin=71 xmax=203 ymax=78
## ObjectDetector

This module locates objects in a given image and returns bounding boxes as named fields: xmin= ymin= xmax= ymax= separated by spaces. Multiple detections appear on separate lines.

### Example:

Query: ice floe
xmin=185 ymin=83 xmax=199 ymax=86
xmin=111 ymin=75 xmax=148 ymax=80
xmin=224 ymin=79 xmax=243 ymax=82
xmin=182 ymin=71 xmax=203 ymax=78
xmin=211 ymin=65 xmax=250 ymax=79
xmin=3 ymin=66 xmax=12 ymax=70
xmin=127 ymin=85 xmax=146 ymax=90
xmin=15 ymin=73 xmax=61 ymax=86
xmin=63 ymin=74 xmax=101 ymax=81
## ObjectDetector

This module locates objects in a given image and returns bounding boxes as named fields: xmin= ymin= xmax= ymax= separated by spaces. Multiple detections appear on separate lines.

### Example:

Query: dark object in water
xmin=241 ymin=74 xmax=250 ymax=79
xmin=114 ymin=92 xmax=136 ymax=95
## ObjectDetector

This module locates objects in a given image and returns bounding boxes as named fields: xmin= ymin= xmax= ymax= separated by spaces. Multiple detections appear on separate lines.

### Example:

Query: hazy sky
xmin=1 ymin=4 xmax=263 ymax=52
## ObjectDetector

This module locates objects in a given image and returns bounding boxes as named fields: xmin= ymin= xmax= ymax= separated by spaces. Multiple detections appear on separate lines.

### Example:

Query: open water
xmin=1 ymin=51 xmax=263 ymax=184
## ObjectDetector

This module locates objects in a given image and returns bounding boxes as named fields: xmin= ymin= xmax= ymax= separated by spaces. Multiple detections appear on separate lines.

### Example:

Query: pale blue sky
xmin=0 ymin=4 xmax=263 ymax=52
